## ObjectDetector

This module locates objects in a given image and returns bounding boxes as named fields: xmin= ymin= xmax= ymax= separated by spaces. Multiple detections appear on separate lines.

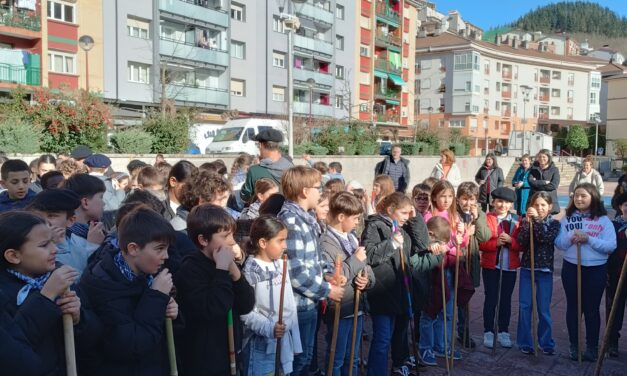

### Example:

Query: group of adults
xmin=375 ymin=144 xmax=606 ymax=215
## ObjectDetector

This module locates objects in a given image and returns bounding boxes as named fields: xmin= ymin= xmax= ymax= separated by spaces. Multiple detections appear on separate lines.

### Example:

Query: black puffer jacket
xmin=474 ymin=166 xmax=504 ymax=205
xmin=361 ymin=214 xmax=412 ymax=315
xmin=528 ymin=161 xmax=561 ymax=214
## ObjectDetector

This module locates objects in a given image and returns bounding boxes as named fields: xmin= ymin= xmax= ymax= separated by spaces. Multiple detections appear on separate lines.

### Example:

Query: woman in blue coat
xmin=512 ymin=154 xmax=532 ymax=215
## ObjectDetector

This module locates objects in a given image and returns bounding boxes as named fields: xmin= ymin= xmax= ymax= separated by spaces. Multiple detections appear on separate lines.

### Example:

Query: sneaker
xmin=434 ymin=349 xmax=462 ymax=360
xmin=497 ymin=332 xmax=513 ymax=348
xmin=483 ymin=332 xmax=494 ymax=349
xmin=420 ymin=349 xmax=437 ymax=366
xmin=457 ymin=334 xmax=477 ymax=349
xmin=392 ymin=366 xmax=411 ymax=376
xmin=542 ymin=347 xmax=555 ymax=356
xmin=609 ymin=346 xmax=619 ymax=358
xmin=405 ymin=356 xmax=416 ymax=368
xmin=520 ymin=346 xmax=534 ymax=355
xmin=569 ymin=344 xmax=579 ymax=361
xmin=583 ymin=348 xmax=598 ymax=362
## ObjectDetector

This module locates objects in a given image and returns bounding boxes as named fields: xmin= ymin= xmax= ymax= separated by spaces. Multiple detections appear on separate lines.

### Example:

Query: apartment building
xmin=103 ymin=0 xmax=230 ymax=112
xmin=414 ymin=32 xmax=606 ymax=156
xmin=605 ymin=73 xmax=627 ymax=158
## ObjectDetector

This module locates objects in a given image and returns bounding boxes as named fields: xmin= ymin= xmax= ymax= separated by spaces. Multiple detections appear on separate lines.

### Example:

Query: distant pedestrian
xmin=569 ymin=156 xmax=604 ymax=197
xmin=374 ymin=145 xmax=410 ymax=193
xmin=430 ymin=149 xmax=461 ymax=189
xmin=475 ymin=153 xmax=504 ymax=212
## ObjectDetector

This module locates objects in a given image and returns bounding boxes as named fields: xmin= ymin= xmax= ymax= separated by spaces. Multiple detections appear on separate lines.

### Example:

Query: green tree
xmin=565 ymin=125 xmax=589 ymax=155
xmin=143 ymin=111 xmax=190 ymax=153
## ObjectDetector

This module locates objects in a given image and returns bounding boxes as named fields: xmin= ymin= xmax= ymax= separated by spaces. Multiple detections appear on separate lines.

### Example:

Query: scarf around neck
xmin=7 ymin=269 xmax=52 ymax=305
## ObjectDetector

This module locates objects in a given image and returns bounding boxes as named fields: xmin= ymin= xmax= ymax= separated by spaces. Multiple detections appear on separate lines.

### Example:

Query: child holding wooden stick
xmin=240 ymin=216 xmax=301 ymax=375
xmin=555 ymin=183 xmax=616 ymax=362
xmin=606 ymin=192 xmax=627 ymax=357
xmin=515 ymin=192 xmax=560 ymax=355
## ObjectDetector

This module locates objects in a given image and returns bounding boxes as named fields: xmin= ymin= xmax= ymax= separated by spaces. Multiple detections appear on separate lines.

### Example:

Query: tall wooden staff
xmin=576 ymin=242 xmax=583 ymax=364
xmin=348 ymin=269 xmax=365 ymax=376
xmin=227 ymin=309 xmax=237 ymax=376
xmin=398 ymin=233 xmax=420 ymax=374
xmin=595 ymin=255 xmax=627 ymax=376
xmin=441 ymin=260 xmax=451 ymax=375
xmin=165 ymin=318 xmax=178 ymax=376
xmin=63 ymin=288 xmax=77 ymax=376
xmin=530 ymin=220 xmax=538 ymax=357
xmin=450 ymin=220 xmax=467 ymax=370
xmin=275 ymin=254 xmax=288 ymax=376
xmin=492 ymin=245 xmax=505 ymax=357
xmin=326 ymin=255 xmax=343 ymax=376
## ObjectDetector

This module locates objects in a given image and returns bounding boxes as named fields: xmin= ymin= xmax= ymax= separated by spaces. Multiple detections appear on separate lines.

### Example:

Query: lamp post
xmin=307 ymin=78 xmax=315 ymax=129
xmin=592 ymin=112 xmax=601 ymax=157
xmin=281 ymin=0 xmax=306 ymax=158
xmin=520 ymin=85 xmax=533 ymax=156
xmin=427 ymin=106 xmax=433 ymax=130
xmin=78 ymin=35 xmax=94 ymax=92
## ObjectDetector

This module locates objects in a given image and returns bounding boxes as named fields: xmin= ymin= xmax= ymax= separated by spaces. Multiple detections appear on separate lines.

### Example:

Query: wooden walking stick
xmin=326 ymin=255 xmax=343 ymax=376
xmin=576 ymin=242 xmax=583 ymax=365
xmin=165 ymin=318 xmax=178 ymax=376
xmin=441 ymin=261 xmax=451 ymax=375
xmin=348 ymin=269 xmax=365 ymax=376
xmin=595 ymin=255 xmax=627 ymax=376
xmin=62 ymin=288 xmax=77 ymax=376
xmin=492 ymin=245 xmax=505 ymax=357
xmin=529 ymin=220 xmax=538 ymax=357
xmin=227 ymin=309 xmax=237 ymax=376
xmin=450 ymin=239 xmax=462 ymax=370
xmin=275 ymin=254 xmax=288 ymax=376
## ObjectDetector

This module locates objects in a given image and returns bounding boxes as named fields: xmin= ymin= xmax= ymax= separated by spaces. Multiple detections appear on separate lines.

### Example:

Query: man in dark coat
xmin=374 ymin=145 xmax=411 ymax=193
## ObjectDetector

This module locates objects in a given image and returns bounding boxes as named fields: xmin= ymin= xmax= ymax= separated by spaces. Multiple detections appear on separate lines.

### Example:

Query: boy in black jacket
xmin=175 ymin=204 xmax=255 ymax=376
xmin=80 ymin=207 xmax=178 ymax=376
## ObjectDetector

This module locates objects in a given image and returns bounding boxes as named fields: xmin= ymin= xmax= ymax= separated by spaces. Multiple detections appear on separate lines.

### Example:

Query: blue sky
xmin=433 ymin=0 xmax=627 ymax=30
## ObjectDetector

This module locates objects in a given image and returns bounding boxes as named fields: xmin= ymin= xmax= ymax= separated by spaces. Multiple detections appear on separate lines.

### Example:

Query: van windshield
xmin=213 ymin=127 xmax=243 ymax=142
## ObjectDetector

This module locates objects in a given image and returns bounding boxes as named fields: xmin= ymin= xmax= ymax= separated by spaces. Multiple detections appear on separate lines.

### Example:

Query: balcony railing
xmin=296 ymin=2 xmax=334 ymax=25
xmin=160 ymin=38 xmax=229 ymax=67
xmin=293 ymin=34 xmax=334 ymax=56
xmin=0 ymin=6 xmax=40 ymax=32
xmin=293 ymin=67 xmax=334 ymax=87
xmin=159 ymin=0 xmax=228 ymax=28
xmin=374 ymin=58 xmax=402 ymax=75
xmin=0 ymin=63 xmax=40 ymax=86
xmin=502 ymin=110 xmax=511 ymax=117
xmin=567 ymin=115 xmax=573 ymax=120
xmin=539 ymin=113 xmax=549 ymax=120
xmin=568 ymin=79 xmax=575 ymax=86
xmin=502 ymin=91 xmax=511 ymax=99
xmin=438 ymin=84 xmax=446 ymax=93
xmin=294 ymin=101 xmax=334 ymax=117
xmin=502 ymin=71 xmax=512 ymax=80
xmin=374 ymin=85 xmax=401 ymax=100
xmin=166 ymin=83 xmax=229 ymax=107
xmin=567 ymin=97 xmax=574 ymax=103
xmin=539 ymin=76 xmax=550 ymax=84
xmin=375 ymin=3 xmax=400 ymax=25
xmin=375 ymin=31 xmax=401 ymax=47
xmin=539 ymin=95 xmax=549 ymax=102
xmin=376 ymin=113 xmax=400 ymax=124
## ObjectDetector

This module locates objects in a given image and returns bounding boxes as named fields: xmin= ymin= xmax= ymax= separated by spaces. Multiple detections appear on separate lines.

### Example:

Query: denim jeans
xmin=241 ymin=336 xmax=279 ymax=376
xmin=293 ymin=309 xmax=318 ymax=376
xmin=482 ymin=268 xmax=517 ymax=333
xmin=516 ymin=268 xmax=555 ymax=350
xmin=367 ymin=314 xmax=395 ymax=376
xmin=391 ymin=314 xmax=409 ymax=367
xmin=325 ymin=315 xmax=363 ymax=376
xmin=419 ymin=270 xmax=453 ymax=353
xmin=561 ymin=260 xmax=607 ymax=349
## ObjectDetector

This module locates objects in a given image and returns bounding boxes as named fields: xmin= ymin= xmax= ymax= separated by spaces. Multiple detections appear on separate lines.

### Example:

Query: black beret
xmin=70 ymin=145 xmax=93 ymax=160
xmin=615 ymin=192 xmax=627 ymax=208
xmin=29 ymin=189 xmax=80 ymax=212
xmin=253 ymin=129 xmax=283 ymax=143
xmin=84 ymin=153 xmax=112 ymax=168
xmin=491 ymin=187 xmax=516 ymax=203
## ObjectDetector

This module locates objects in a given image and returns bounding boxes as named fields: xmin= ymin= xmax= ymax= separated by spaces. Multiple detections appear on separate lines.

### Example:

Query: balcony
xmin=539 ymin=95 xmax=549 ymax=102
xmin=502 ymin=110 xmax=511 ymax=117
xmin=439 ymin=105 xmax=445 ymax=113
xmin=539 ymin=76 xmax=550 ymax=84
xmin=166 ymin=84 xmax=229 ymax=107
xmin=376 ymin=113 xmax=400 ymax=124
xmin=0 ymin=63 xmax=40 ymax=86
xmin=293 ymin=67 xmax=334 ymax=87
xmin=374 ymin=58 xmax=401 ymax=75
xmin=502 ymin=91 xmax=511 ymax=99
xmin=568 ymin=78 xmax=575 ymax=86
xmin=296 ymin=2 xmax=334 ymax=25
xmin=159 ymin=0 xmax=228 ymax=28
xmin=438 ymin=84 xmax=446 ymax=93
xmin=375 ymin=31 xmax=401 ymax=48
xmin=160 ymin=38 xmax=228 ymax=66
xmin=374 ymin=85 xmax=401 ymax=100
xmin=502 ymin=71 xmax=512 ymax=80
xmin=567 ymin=97 xmax=574 ymax=104
xmin=484 ymin=68 xmax=490 ymax=75
xmin=567 ymin=115 xmax=573 ymax=120
xmin=0 ymin=6 xmax=40 ymax=33
xmin=375 ymin=3 xmax=400 ymax=26
xmin=539 ymin=113 xmax=549 ymax=120
xmin=293 ymin=34 xmax=334 ymax=56
xmin=294 ymin=101 xmax=334 ymax=117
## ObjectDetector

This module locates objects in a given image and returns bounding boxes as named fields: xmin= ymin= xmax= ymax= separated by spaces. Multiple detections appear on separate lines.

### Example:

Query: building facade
xmin=414 ymin=32 xmax=606 ymax=156
xmin=604 ymin=73 xmax=627 ymax=158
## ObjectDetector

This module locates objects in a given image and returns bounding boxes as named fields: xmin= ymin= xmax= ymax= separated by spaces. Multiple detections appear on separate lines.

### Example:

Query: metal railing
xmin=374 ymin=58 xmax=402 ymax=75
xmin=0 ymin=6 xmax=40 ymax=31
xmin=375 ymin=3 xmax=400 ymax=24
xmin=0 ymin=63 xmax=40 ymax=85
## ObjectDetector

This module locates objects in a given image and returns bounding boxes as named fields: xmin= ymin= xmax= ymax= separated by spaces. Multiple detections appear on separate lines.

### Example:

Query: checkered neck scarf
xmin=327 ymin=226 xmax=358 ymax=256
xmin=114 ymin=251 xmax=154 ymax=287
xmin=6 ymin=269 xmax=52 ymax=306
xmin=68 ymin=222 xmax=89 ymax=239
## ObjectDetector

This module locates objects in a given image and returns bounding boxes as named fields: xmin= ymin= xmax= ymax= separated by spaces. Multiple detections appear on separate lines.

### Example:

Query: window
xmin=335 ymin=95 xmax=343 ymax=109
xmin=551 ymin=89 xmax=561 ymax=98
xmin=552 ymin=71 xmax=561 ymax=80
xmin=496 ymin=82 xmax=500 ymax=92
xmin=47 ymin=51 xmax=75 ymax=74
xmin=272 ymin=86 xmax=285 ymax=102
xmin=496 ymin=62 xmax=501 ymax=72
xmin=421 ymin=59 xmax=432 ymax=69
xmin=359 ymin=45 xmax=369 ymax=57
xmin=454 ymin=53 xmax=472 ymax=70
xmin=359 ymin=103 xmax=369 ymax=112
xmin=336 ymin=4 xmax=345 ymax=19
xmin=231 ymin=3 xmax=245 ymax=21
xmin=420 ymin=78 xmax=431 ymax=89
xmin=450 ymin=119 xmax=465 ymax=128
xmin=273 ymin=16 xmax=285 ymax=33
xmin=483 ymin=119 xmax=488 ymax=129
xmin=420 ymin=99 xmax=431 ymax=111
xmin=551 ymin=107 xmax=560 ymax=116
xmin=231 ymin=79 xmax=245 ymax=96
xmin=465 ymin=81 xmax=471 ymax=92
xmin=567 ymin=107 xmax=573 ymax=117
xmin=495 ymin=101 xmax=500 ymax=111
xmin=336 ymin=35 xmax=344 ymax=50
xmin=473 ymin=54 xmax=480 ymax=70
xmin=127 ymin=62 xmax=150 ymax=84
xmin=127 ymin=18 xmax=149 ymax=39
xmin=231 ymin=41 xmax=245 ymax=59
xmin=590 ymin=92 xmax=597 ymax=104
xmin=465 ymin=102 xmax=471 ymax=112
xmin=591 ymin=76 xmax=601 ymax=89
xmin=47 ymin=1 xmax=75 ymax=23
xmin=568 ymin=73 xmax=575 ymax=85
xmin=272 ymin=51 xmax=285 ymax=68
xmin=336 ymin=65 xmax=345 ymax=79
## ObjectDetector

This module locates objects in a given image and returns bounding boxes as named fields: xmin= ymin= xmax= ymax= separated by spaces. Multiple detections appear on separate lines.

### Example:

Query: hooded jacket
xmin=79 ymin=251 xmax=171 ymax=376
xmin=528 ymin=160 xmax=561 ymax=214
xmin=0 ymin=189 xmax=36 ymax=213
xmin=240 ymin=156 xmax=294 ymax=202
xmin=361 ymin=214 xmax=412 ymax=315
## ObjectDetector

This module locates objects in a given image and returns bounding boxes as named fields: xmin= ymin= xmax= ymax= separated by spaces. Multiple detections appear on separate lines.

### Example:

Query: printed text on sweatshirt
xmin=555 ymin=213 xmax=616 ymax=266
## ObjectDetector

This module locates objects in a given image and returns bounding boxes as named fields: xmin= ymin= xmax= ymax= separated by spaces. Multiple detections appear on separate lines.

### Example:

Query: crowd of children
xmin=0 ymin=145 xmax=625 ymax=376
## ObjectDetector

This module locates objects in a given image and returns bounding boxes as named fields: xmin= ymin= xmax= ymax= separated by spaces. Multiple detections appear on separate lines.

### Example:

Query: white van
xmin=189 ymin=123 xmax=223 ymax=154
xmin=206 ymin=118 xmax=288 ymax=155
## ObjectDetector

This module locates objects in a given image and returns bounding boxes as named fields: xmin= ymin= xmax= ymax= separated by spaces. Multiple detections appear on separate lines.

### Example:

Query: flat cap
xmin=29 ymin=189 xmax=80 ymax=212
xmin=491 ymin=187 xmax=517 ymax=203
xmin=70 ymin=145 xmax=93 ymax=160
xmin=84 ymin=154 xmax=112 ymax=169
xmin=253 ymin=129 xmax=283 ymax=143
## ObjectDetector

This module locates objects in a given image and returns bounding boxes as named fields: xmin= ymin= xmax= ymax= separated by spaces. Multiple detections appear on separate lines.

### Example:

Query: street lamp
xmin=427 ymin=106 xmax=433 ymax=130
xmin=78 ymin=35 xmax=94 ymax=92
xmin=592 ymin=112 xmax=601 ymax=156
xmin=306 ymin=78 xmax=316 ymax=129
xmin=520 ymin=85 xmax=533 ymax=156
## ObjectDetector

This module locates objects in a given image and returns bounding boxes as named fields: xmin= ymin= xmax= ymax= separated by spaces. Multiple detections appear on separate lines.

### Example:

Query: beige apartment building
xmin=605 ymin=74 xmax=627 ymax=158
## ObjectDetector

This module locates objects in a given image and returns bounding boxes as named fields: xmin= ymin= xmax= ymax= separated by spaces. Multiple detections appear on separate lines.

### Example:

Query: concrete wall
xmin=11 ymin=155 xmax=516 ymax=191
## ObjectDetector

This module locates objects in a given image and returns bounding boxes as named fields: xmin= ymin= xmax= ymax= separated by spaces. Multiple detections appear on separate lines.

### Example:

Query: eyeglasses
xmin=308 ymin=185 xmax=323 ymax=192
